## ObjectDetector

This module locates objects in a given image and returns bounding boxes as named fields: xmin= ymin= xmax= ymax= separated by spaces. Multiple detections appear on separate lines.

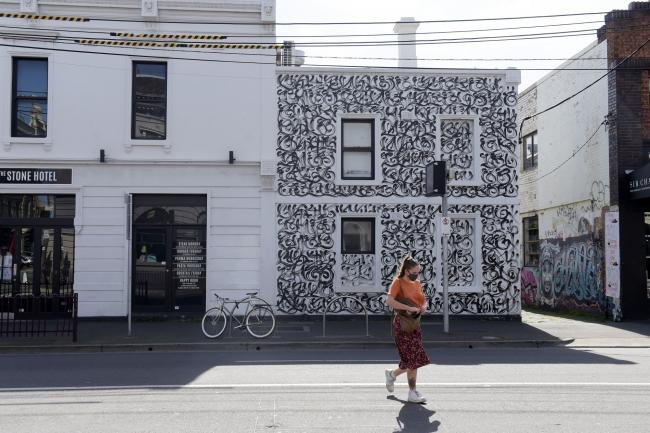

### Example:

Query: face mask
xmin=407 ymin=273 xmax=418 ymax=281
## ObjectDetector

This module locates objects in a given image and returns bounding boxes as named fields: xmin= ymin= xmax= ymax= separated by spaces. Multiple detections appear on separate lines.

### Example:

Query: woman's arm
xmin=386 ymin=295 xmax=420 ymax=313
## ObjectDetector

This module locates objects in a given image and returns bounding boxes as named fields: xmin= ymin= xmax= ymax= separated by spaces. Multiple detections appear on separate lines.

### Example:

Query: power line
xmin=56 ymin=11 xmax=610 ymax=26
xmin=0 ymin=20 xmax=604 ymax=39
xmin=519 ymin=120 xmax=607 ymax=187
xmin=0 ymin=28 xmax=599 ymax=49
xmin=3 ymin=37 xmax=646 ymax=71
xmin=518 ymin=34 xmax=650 ymax=138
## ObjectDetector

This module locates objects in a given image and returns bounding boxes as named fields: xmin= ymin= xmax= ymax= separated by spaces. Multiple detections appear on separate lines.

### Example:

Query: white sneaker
xmin=408 ymin=389 xmax=426 ymax=404
xmin=385 ymin=369 xmax=396 ymax=393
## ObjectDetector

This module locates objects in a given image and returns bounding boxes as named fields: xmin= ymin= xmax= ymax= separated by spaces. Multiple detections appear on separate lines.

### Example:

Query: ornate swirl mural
xmin=448 ymin=218 xmax=476 ymax=287
xmin=441 ymin=119 xmax=474 ymax=182
xmin=277 ymin=73 xmax=518 ymax=198
xmin=341 ymin=254 xmax=375 ymax=288
xmin=277 ymin=203 xmax=519 ymax=315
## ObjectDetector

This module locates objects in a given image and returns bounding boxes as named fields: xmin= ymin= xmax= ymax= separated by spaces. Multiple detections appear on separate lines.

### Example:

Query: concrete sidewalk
xmin=0 ymin=310 xmax=649 ymax=353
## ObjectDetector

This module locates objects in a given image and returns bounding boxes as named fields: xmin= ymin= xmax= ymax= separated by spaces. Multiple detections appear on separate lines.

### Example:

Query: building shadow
xmin=387 ymin=395 xmax=440 ymax=433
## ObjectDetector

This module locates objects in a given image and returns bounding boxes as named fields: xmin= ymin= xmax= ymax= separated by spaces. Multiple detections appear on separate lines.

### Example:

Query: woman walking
xmin=384 ymin=256 xmax=430 ymax=403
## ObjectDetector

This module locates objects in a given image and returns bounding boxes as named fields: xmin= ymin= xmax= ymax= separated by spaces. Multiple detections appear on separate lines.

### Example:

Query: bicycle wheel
xmin=201 ymin=307 xmax=227 ymax=339
xmin=245 ymin=305 xmax=276 ymax=339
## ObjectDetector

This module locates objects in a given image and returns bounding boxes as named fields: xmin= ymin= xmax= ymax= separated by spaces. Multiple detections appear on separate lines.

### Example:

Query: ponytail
xmin=394 ymin=256 xmax=420 ymax=280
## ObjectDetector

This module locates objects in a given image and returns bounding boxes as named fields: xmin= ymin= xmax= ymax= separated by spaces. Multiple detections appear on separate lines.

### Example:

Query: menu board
xmin=173 ymin=240 xmax=206 ymax=291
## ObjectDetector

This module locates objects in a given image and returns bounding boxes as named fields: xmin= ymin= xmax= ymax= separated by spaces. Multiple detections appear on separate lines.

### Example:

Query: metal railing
xmin=320 ymin=294 xmax=369 ymax=337
xmin=0 ymin=293 xmax=78 ymax=342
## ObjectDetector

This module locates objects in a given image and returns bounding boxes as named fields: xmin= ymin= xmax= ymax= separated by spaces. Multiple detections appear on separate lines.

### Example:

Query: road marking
xmin=1 ymin=382 xmax=650 ymax=392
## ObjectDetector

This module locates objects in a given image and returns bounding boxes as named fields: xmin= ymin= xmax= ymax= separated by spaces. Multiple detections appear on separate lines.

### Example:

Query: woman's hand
xmin=408 ymin=306 xmax=420 ymax=314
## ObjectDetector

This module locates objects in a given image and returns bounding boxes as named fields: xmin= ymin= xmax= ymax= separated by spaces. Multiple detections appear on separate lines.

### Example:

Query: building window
xmin=341 ymin=218 xmax=375 ymax=254
xmin=132 ymin=62 xmax=167 ymax=140
xmin=523 ymin=216 xmax=539 ymax=267
xmin=523 ymin=132 xmax=538 ymax=169
xmin=12 ymin=58 xmax=48 ymax=138
xmin=341 ymin=119 xmax=374 ymax=180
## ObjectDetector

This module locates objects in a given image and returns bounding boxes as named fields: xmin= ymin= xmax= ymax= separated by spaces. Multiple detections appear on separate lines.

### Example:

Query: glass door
xmin=133 ymin=227 xmax=170 ymax=311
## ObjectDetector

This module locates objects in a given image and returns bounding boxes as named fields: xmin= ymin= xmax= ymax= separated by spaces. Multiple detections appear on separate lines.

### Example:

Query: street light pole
xmin=441 ymin=192 xmax=449 ymax=334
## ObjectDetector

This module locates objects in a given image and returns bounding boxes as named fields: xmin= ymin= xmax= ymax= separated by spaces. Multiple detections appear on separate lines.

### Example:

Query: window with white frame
xmin=447 ymin=218 xmax=478 ymax=288
xmin=341 ymin=119 xmax=375 ymax=180
xmin=12 ymin=58 xmax=48 ymax=138
xmin=523 ymin=216 xmax=539 ymax=267
xmin=341 ymin=218 xmax=374 ymax=254
xmin=523 ymin=131 xmax=538 ymax=169
xmin=132 ymin=61 xmax=167 ymax=140
xmin=340 ymin=217 xmax=375 ymax=289
xmin=439 ymin=118 xmax=478 ymax=183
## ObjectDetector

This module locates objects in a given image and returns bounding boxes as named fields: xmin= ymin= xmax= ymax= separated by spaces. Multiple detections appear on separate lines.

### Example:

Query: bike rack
xmin=321 ymin=294 xmax=369 ymax=337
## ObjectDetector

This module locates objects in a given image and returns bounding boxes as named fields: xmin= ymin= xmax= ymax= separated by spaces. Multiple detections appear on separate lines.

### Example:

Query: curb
xmin=0 ymin=338 xmax=575 ymax=354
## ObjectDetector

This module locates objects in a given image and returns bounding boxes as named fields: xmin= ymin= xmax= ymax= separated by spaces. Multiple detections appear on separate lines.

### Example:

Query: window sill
xmin=448 ymin=180 xmax=483 ymax=187
xmin=449 ymin=286 xmax=483 ymax=293
xmin=336 ymin=178 xmax=383 ymax=186
xmin=4 ymin=137 xmax=53 ymax=150
xmin=124 ymin=140 xmax=172 ymax=152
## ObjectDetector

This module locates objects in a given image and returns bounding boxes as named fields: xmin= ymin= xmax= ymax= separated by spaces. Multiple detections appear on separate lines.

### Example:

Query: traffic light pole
xmin=441 ymin=192 xmax=450 ymax=333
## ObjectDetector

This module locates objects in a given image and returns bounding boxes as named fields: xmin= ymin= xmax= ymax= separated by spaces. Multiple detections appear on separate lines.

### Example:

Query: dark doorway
xmin=132 ymin=195 xmax=206 ymax=314
xmin=643 ymin=212 xmax=650 ymax=308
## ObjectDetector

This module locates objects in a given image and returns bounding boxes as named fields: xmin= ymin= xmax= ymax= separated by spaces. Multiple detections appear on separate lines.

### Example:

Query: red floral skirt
xmin=392 ymin=315 xmax=431 ymax=370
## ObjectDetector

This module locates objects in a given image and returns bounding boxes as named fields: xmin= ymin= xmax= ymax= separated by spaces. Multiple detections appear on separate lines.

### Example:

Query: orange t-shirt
xmin=388 ymin=277 xmax=425 ymax=307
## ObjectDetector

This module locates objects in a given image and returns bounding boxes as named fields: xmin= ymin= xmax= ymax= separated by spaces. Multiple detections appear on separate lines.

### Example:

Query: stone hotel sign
xmin=628 ymin=163 xmax=650 ymax=200
xmin=0 ymin=168 xmax=72 ymax=184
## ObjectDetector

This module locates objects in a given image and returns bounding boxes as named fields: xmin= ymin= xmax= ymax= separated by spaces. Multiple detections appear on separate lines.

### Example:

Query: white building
xmin=0 ymin=0 xmax=278 ymax=317
xmin=518 ymin=40 xmax=611 ymax=315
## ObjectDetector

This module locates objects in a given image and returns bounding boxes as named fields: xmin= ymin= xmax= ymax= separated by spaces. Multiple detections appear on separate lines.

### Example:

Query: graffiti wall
xmin=522 ymin=197 xmax=607 ymax=314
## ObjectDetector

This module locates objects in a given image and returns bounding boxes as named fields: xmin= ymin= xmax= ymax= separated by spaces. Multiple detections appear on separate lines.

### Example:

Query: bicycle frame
xmin=214 ymin=294 xmax=270 ymax=337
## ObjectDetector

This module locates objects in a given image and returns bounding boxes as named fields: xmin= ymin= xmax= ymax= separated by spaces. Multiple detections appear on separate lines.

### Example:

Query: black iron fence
xmin=0 ymin=293 xmax=78 ymax=342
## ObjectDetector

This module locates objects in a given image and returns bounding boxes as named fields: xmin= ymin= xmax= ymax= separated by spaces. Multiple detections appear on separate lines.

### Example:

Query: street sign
xmin=440 ymin=216 xmax=451 ymax=235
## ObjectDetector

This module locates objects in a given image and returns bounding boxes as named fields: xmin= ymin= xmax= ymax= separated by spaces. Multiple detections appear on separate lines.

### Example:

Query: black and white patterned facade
xmin=275 ymin=70 xmax=520 ymax=315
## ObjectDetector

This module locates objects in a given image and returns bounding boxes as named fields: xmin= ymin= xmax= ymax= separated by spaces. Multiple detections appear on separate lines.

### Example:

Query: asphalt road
xmin=1 ymin=346 xmax=649 ymax=433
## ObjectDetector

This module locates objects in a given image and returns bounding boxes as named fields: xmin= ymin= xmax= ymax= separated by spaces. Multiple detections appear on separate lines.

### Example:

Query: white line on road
xmin=1 ymin=382 xmax=650 ymax=392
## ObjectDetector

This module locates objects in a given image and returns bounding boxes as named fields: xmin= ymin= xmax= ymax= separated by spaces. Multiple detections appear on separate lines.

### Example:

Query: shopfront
xmin=131 ymin=194 xmax=207 ymax=314
xmin=621 ymin=164 xmax=650 ymax=318
xmin=0 ymin=194 xmax=75 ymax=296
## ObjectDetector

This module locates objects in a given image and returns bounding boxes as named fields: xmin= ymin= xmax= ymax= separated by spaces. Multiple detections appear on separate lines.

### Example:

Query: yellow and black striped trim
xmin=110 ymin=32 xmax=227 ymax=40
xmin=0 ymin=12 xmax=88 ymax=22
xmin=77 ymin=39 xmax=282 ymax=49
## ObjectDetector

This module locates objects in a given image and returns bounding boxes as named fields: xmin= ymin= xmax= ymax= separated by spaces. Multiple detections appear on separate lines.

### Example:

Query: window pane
xmin=343 ymin=121 xmax=372 ymax=148
xmin=14 ymin=99 xmax=47 ymax=137
xmin=342 ymin=219 xmax=374 ymax=254
xmin=0 ymin=194 xmax=75 ymax=219
xmin=15 ymin=59 xmax=48 ymax=97
xmin=343 ymin=151 xmax=372 ymax=178
xmin=133 ymin=195 xmax=207 ymax=225
xmin=133 ymin=62 xmax=167 ymax=139
xmin=523 ymin=216 xmax=539 ymax=267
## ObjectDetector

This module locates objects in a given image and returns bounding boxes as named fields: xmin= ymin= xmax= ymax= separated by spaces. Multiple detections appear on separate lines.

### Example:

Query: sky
xmin=276 ymin=0 xmax=635 ymax=90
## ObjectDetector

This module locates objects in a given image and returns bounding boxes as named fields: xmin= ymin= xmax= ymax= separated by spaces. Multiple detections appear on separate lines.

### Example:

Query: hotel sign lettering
xmin=628 ymin=163 xmax=650 ymax=200
xmin=0 ymin=168 xmax=72 ymax=184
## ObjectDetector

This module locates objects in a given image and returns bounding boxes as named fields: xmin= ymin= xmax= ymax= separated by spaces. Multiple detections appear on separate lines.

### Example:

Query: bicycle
xmin=201 ymin=292 xmax=276 ymax=339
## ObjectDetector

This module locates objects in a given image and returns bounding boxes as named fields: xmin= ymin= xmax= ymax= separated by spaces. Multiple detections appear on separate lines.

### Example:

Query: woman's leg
xmin=406 ymin=368 xmax=417 ymax=390
xmin=392 ymin=367 xmax=407 ymax=377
